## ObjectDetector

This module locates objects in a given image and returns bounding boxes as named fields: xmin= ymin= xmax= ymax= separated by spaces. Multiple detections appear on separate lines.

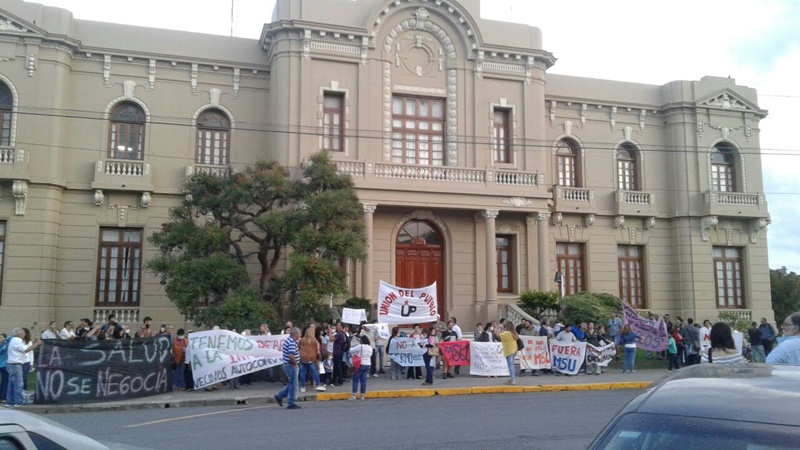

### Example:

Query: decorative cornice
xmin=502 ymin=197 xmax=532 ymax=208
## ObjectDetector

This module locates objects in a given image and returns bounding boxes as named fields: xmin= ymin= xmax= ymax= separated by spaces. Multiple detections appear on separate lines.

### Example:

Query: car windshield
xmin=593 ymin=412 xmax=800 ymax=450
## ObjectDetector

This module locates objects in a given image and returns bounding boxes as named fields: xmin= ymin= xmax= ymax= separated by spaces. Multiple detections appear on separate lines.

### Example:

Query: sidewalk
xmin=26 ymin=368 xmax=666 ymax=414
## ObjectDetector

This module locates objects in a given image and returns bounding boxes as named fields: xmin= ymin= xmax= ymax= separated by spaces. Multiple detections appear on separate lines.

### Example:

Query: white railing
xmin=717 ymin=309 xmax=752 ymax=321
xmin=93 ymin=308 xmax=140 ymax=325
xmin=194 ymin=165 xmax=230 ymax=177
xmin=101 ymin=160 xmax=149 ymax=177
xmin=621 ymin=191 xmax=652 ymax=205
xmin=374 ymin=163 xmax=486 ymax=183
xmin=496 ymin=171 xmax=537 ymax=186
xmin=334 ymin=161 xmax=365 ymax=177
xmin=716 ymin=192 xmax=760 ymax=207
xmin=0 ymin=148 xmax=15 ymax=163
xmin=560 ymin=187 xmax=592 ymax=202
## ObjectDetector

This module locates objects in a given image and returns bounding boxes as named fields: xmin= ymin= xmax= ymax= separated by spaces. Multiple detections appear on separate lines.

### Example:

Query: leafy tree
xmin=770 ymin=266 xmax=800 ymax=325
xmin=148 ymin=151 xmax=366 ymax=328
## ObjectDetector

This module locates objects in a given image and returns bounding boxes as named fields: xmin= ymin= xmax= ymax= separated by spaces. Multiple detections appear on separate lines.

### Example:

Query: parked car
xmin=0 ymin=409 xmax=109 ymax=450
xmin=589 ymin=363 xmax=800 ymax=449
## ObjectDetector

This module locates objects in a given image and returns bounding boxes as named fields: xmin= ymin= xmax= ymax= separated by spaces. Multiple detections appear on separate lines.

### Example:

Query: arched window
xmin=556 ymin=139 xmax=580 ymax=187
xmin=616 ymin=144 xmax=639 ymax=191
xmin=0 ymin=82 xmax=13 ymax=146
xmin=196 ymin=110 xmax=231 ymax=165
xmin=711 ymin=143 xmax=736 ymax=192
xmin=108 ymin=102 xmax=145 ymax=160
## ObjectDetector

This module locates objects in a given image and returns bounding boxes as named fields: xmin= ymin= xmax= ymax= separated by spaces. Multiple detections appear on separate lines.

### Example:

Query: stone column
xmin=482 ymin=210 xmax=499 ymax=320
xmin=535 ymin=211 xmax=551 ymax=290
xmin=361 ymin=204 xmax=376 ymax=301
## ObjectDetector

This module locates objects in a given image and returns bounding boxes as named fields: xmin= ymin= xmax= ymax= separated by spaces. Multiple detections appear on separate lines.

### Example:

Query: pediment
xmin=0 ymin=12 xmax=47 ymax=36
xmin=698 ymin=89 xmax=758 ymax=112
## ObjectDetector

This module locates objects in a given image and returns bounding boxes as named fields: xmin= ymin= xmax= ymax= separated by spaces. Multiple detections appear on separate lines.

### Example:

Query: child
xmin=667 ymin=333 xmax=679 ymax=371
xmin=322 ymin=351 xmax=334 ymax=386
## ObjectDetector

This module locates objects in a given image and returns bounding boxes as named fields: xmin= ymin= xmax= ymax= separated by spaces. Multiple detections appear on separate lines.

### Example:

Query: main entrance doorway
xmin=395 ymin=220 xmax=445 ymax=322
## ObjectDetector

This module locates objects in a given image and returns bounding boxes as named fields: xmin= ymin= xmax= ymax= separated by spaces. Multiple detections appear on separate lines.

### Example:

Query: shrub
xmin=560 ymin=292 xmax=623 ymax=326
xmin=199 ymin=287 xmax=280 ymax=332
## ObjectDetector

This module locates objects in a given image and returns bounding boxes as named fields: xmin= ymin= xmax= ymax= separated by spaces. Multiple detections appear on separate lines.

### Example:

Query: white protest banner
xmin=519 ymin=336 xmax=551 ymax=370
xmin=699 ymin=326 xmax=712 ymax=353
xmin=363 ymin=323 xmax=391 ymax=340
xmin=377 ymin=280 xmax=438 ymax=325
xmin=586 ymin=342 xmax=616 ymax=367
xmin=550 ymin=341 xmax=587 ymax=375
xmin=342 ymin=308 xmax=367 ymax=325
xmin=469 ymin=342 xmax=509 ymax=376
xmin=387 ymin=337 xmax=427 ymax=367
xmin=621 ymin=301 xmax=669 ymax=352
xmin=188 ymin=330 xmax=284 ymax=389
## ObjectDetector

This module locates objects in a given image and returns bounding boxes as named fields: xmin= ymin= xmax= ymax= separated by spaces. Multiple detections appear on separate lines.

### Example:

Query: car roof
xmin=623 ymin=364 xmax=800 ymax=427
xmin=0 ymin=409 xmax=109 ymax=450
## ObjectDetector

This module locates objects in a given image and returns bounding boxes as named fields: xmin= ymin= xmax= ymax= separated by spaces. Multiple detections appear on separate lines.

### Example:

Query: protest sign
xmin=519 ymin=336 xmax=551 ymax=370
xmin=699 ymin=326 xmax=712 ymax=352
xmin=342 ymin=308 xmax=367 ymax=325
xmin=363 ymin=323 xmax=391 ymax=340
xmin=438 ymin=340 xmax=471 ymax=366
xmin=621 ymin=301 xmax=669 ymax=352
xmin=387 ymin=337 xmax=428 ymax=367
xmin=700 ymin=330 xmax=744 ymax=363
xmin=377 ymin=280 xmax=438 ymax=324
xmin=35 ymin=336 xmax=173 ymax=404
xmin=550 ymin=341 xmax=587 ymax=375
xmin=586 ymin=342 xmax=616 ymax=367
xmin=188 ymin=330 xmax=284 ymax=389
xmin=469 ymin=342 xmax=508 ymax=376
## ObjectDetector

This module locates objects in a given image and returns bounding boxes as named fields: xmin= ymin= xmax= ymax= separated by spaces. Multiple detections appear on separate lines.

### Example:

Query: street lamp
xmin=554 ymin=271 xmax=565 ymax=299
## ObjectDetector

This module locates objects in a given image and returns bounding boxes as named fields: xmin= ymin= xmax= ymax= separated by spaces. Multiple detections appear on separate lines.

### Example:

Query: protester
xmin=21 ymin=328 xmax=33 ymax=391
xmin=172 ymin=328 xmax=187 ymax=390
xmin=60 ymin=321 xmax=76 ymax=340
xmin=274 ymin=327 xmax=302 ymax=410
xmin=331 ymin=322 xmax=346 ymax=386
xmin=421 ymin=326 xmax=438 ymax=386
xmin=474 ymin=323 xmax=483 ymax=341
xmin=554 ymin=324 xmax=576 ymax=343
xmin=440 ymin=320 xmax=458 ymax=379
xmin=371 ymin=321 xmax=386 ymax=375
xmin=407 ymin=324 xmax=423 ymax=380
xmin=759 ymin=317 xmax=778 ymax=355
xmin=706 ymin=322 xmax=745 ymax=364
xmin=0 ymin=334 xmax=8 ymax=404
xmin=619 ymin=324 xmax=638 ymax=373
xmin=681 ymin=318 xmax=701 ymax=365
xmin=748 ymin=321 xmax=766 ymax=363
xmin=500 ymin=321 xmax=520 ymax=385
xmin=450 ymin=316 xmax=463 ymax=376
xmin=386 ymin=327 xmax=404 ymax=381
xmin=349 ymin=335 xmax=373 ymax=400
xmin=671 ymin=322 xmax=685 ymax=367
xmin=299 ymin=324 xmax=325 ymax=393
xmin=585 ymin=323 xmax=603 ymax=375
xmin=765 ymin=313 xmax=800 ymax=365
xmin=667 ymin=331 xmax=679 ymax=371
xmin=136 ymin=317 xmax=154 ymax=338
xmin=5 ymin=328 xmax=42 ymax=407
xmin=608 ymin=311 xmax=622 ymax=360
xmin=41 ymin=321 xmax=61 ymax=340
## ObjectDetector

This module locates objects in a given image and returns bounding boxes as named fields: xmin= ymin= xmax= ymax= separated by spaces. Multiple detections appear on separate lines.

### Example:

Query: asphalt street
xmin=45 ymin=390 xmax=643 ymax=449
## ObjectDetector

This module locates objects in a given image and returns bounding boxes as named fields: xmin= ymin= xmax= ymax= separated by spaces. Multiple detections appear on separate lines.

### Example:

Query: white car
xmin=0 ymin=409 xmax=109 ymax=450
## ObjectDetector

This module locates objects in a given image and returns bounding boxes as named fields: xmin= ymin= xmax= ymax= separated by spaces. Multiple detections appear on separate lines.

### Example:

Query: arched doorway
xmin=395 ymin=220 xmax=445 ymax=322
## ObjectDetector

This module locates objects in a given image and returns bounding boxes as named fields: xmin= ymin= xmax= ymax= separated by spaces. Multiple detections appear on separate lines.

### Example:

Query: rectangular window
xmin=196 ymin=128 xmax=229 ymax=165
xmin=496 ymin=235 xmax=513 ymax=293
xmin=618 ymin=159 xmax=637 ymax=191
xmin=392 ymin=95 xmax=445 ymax=165
xmin=556 ymin=243 xmax=585 ymax=295
xmin=323 ymin=93 xmax=344 ymax=152
xmin=96 ymin=228 xmax=142 ymax=307
xmin=0 ymin=222 xmax=5 ymax=301
xmin=618 ymin=246 xmax=646 ymax=308
xmin=109 ymin=122 xmax=144 ymax=160
xmin=492 ymin=109 xmax=511 ymax=163
xmin=711 ymin=164 xmax=734 ymax=192
xmin=713 ymin=247 xmax=744 ymax=308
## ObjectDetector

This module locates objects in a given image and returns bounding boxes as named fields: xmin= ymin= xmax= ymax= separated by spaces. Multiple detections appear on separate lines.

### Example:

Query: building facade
xmin=0 ymin=0 xmax=771 ymax=334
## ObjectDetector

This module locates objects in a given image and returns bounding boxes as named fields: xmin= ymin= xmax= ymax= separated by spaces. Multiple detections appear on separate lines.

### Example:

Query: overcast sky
xmin=30 ymin=0 xmax=800 ymax=272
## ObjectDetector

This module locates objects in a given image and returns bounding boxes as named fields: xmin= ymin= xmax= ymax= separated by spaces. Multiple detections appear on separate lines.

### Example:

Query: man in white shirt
xmin=59 ymin=321 xmax=76 ymax=340
xmin=40 ymin=321 xmax=61 ymax=340
xmin=6 ymin=327 xmax=42 ymax=407
xmin=451 ymin=317 xmax=463 ymax=376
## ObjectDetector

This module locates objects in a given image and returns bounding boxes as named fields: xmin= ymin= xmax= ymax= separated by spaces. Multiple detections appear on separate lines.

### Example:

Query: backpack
xmin=341 ymin=334 xmax=351 ymax=352
xmin=516 ymin=337 xmax=524 ymax=351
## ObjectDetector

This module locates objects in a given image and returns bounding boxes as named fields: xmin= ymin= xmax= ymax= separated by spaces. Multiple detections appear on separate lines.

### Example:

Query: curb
xmin=315 ymin=381 xmax=652 ymax=401
xmin=26 ymin=381 xmax=653 ymax=413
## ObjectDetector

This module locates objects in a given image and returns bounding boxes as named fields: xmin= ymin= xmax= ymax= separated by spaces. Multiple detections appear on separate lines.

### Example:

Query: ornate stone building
xmin=0 ymin=0 xmax=771 ymax=334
